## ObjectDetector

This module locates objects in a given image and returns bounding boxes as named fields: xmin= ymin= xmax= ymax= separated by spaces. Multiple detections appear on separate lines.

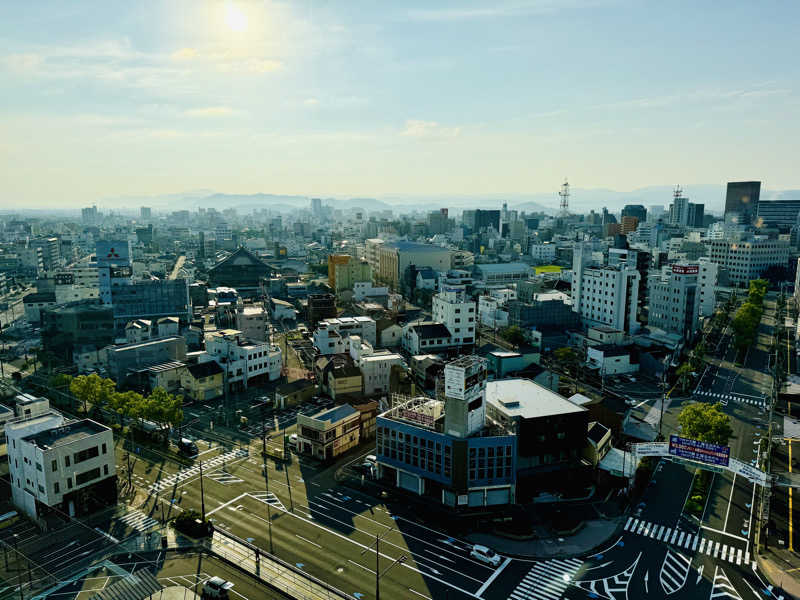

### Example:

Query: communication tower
xmin=559 ymin=179 xmax=570 ymax=217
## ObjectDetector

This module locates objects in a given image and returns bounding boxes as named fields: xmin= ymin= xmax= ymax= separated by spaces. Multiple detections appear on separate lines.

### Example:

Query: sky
xmin=1 ymin=1 xmax=799 ymax=208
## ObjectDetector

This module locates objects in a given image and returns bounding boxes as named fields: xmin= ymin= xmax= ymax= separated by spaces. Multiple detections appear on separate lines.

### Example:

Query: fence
xmin=210 ymin=529 xmax=356 ymax=600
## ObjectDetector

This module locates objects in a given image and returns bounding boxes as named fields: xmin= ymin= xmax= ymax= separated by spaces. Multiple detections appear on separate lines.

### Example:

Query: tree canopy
xmin=677 ymin=402 xmax=733 ymax=447
xmin=500 ymin=325 xmax=526 ymax=346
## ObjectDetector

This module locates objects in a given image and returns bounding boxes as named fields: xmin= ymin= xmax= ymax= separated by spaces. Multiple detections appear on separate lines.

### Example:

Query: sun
xmin=225 ymin=3 xmax=248 ymax=32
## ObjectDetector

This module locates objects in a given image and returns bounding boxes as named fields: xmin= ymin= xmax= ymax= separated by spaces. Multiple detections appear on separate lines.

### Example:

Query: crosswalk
xmin=120 ymin=509 xmax=160 ymax=533
xmin=711 ymin=567 xmax=743 ymax=599
xmin=248 ymin=491 xmax=286 ymax=512
xmin=509 ymin=558 xmax=583 ymax=600
xmin=695 ymin=390 xmax=766 ymax=409
xmin=148 ymin=448 xmax=249 ymax=493
xmin=623 ymin=517 xmax=750 ymax=567
xmin=660 ymin=550 xmax=691 ymax=595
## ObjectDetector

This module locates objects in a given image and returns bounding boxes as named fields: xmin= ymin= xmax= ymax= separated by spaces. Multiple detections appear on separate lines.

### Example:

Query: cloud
xmin=184 ymin=106 xmax=237 ymax=117
xmin=171 ymin=47 xmax=198 ymax=60
xmin=401 ymin=119 xmax=461 ymax=139
xmin=303 ymin=98 xmax=319 ymax=106
xmin=3 ymin=53 xmax=43 ymax=72
xmin=407 ymin=1 xmax=602 ymax=21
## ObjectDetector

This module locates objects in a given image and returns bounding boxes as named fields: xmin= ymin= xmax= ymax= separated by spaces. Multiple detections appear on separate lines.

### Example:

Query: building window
xmin=67 ymin=478 xmax=73 ymax=489
xmin=76 ymin=468 xmax=101 ymax=486
xmin=104 ymin=464 xmax=109 ymax=476
xmin=51 ymin=460 xmax=58 ymax=472
xmin=74 ymin=446 xmax=99 ymax=464
xmin=54 ymin=482 xmax=60 ymax=494
xmin=102 ymin=443 xmax=107 ymax=454
xmin=36 ymin=463 xmax=43 ymax=472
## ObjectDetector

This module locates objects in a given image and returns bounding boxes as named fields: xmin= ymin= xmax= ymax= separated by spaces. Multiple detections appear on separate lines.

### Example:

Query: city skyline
xmin=2 ymin=1 xmax=799 ymax=207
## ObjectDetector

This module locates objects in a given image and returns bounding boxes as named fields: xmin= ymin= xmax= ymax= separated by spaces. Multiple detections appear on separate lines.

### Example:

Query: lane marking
xmin=295 ymin=534 xmax=321 ymax=549
xmin=475 ymin=557 xmax=511 ymax=597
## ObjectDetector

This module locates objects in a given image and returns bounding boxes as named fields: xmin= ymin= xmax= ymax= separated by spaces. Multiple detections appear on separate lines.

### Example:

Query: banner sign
xmin=633 ymin=442 xmax=669 ymax=457
xmin=728 ymin=457 xmax=768 ymax=485
xmin=669 ymin=435 xmax=730 ymax=467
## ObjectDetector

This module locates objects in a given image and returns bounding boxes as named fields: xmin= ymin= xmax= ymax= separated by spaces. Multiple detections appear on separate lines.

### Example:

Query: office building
xmin=472 ymin=263 xmax=531 ymax=286
xmin=756 ymin=199 xmax=800 ymax=231
xmin=373 ymin=241 xmax=451 ymax=289
xmin=706 ymin=236 xmax=789 ymax=286
xmin=647 ymin=263 xmax=701 ymax=340
xmin=529 ymin=243 xmax=557 ymax=263
xmin=110 ymin=279 xmax=190 ymax=331
xmin=571 ymin=244 xmax=640 ymax=334
xmin=313 ymin=317 xmax=377 ymax=354
xmin=621 ymin=205 xmax=647 ymax=223
xmin=41 ymin=301 xmax=115 ymax=363
xmin=620 ymin=216 xmax=639 ymax=234
xmin=8 ymin=416 xmax=116 ymax=519
xmin=724 ymin=181 xmax=761 ymax=225
xmin=96 ymin=239 xmax=133 ymax=305
xmin=697 ymin=257 xmax=722 ymax=318
xmin=140 ymin=207 xmax=151 ymax=219
xmin=687 ymin=203 xmax=704 ymax=228
xmin=376 ymin=357 xmax=516 ymax=507
xmin=428 ymin=208 xmax=450 ymax=235
xmin=307 ymin=293 xmax=337 ymax=328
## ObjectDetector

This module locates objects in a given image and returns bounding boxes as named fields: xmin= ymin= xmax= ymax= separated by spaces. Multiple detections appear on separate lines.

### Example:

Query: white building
xmin=586 ymin=345 xmax=639 ymax=375
xmin=529 ymin=243 xmax=557 ymax=263
xmin=698 ymin=257 xmax=721 ymax=318
xmin=571 ymin=243 xmax=640 ymax=334
xmin=125 ymin=319 xmax=153 ymax=343
xmin=236 ymin=305 xmax=269 ymax=342
xmin=478 ymin=296 xmax=509 ymax=329
xmin=205 ymin=329 xmax=282 ymax=388
xmin=706 ymin=236 xmax=790 ymax=287
xmin=648 ymin=263 xmax=701 ymax=340
xmin=352 ymin=281 xmax=389 ymax=302
xmin=312 ymin=317 xmax=376 ymax=353
xmin=8 ymin=415 xmax=116 ymax=518
xmin=401 ymin=322 xmax=456 ymax=355
xmin=349 ymin=337 xmax=405 ymax=397
xmin=432 ymin=289 xmax=476 ymax=347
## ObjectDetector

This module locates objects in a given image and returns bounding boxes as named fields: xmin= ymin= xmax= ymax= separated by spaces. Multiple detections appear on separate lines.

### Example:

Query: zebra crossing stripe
xmin=656 ymin=525 xmax=665 ymax=540
xmin=699 ymin=538 xmax=706 ymax=553
xmin=624 ymin=517 xmax=633 ymax=531
xmin=637 ymin=520 xmax=646 ymax=535
xmin=670 ymin=529 xmax=679 ymax=544
xmin=744 ymin=550 xmax=750 ymax=564
xmin=721 ymin=545 xmax=727 ymax=561
xmin=714 ymin=542 xmax=720 ymax=558
xmin=677 ymin=531 xmax=686 ymax=546
xmin=692 ymin=535 xmax=699 ymax=551
xmin=736 ymin=549 xmax=742 ymax=565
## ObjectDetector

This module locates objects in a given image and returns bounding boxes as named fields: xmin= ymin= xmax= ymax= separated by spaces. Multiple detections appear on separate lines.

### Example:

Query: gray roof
xmin=312 ymin=404 xmax=357 ymax=423
xmin=384 ymin=241 xmax=449 ymax=253
xmin=485 ymin=379 xmax=586 ymax=419
xmin=474 ymin=263 xmax=531 ymax=275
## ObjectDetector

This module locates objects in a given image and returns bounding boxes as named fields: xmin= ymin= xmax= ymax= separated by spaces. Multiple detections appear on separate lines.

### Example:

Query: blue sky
xmin=1 ymin=1 xmax=799 ymax=207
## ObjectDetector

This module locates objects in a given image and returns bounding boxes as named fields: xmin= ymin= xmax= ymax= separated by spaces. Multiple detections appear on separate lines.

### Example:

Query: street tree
xmin=553 ymin=347 xmax=579 ymax=375
xmin=677 ymin=402 xmax=733 ymax=447
xmin=676 ymin=363 xmax=694 ymax=393
xmin=70 ymin=373 xmax=116 ymax=415
xmin=500 ymin=325 xmax=526 ymax=346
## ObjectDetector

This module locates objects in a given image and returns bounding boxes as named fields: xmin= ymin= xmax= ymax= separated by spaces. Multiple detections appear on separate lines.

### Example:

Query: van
xmin=178 ymin=438 xmax=198 ymax=457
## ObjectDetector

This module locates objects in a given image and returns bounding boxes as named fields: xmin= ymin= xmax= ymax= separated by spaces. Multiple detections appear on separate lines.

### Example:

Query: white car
xmin=288 ymin=433 xmax=298 ymax=446
xmin=470 ymin=544 xmax=501 ymax=567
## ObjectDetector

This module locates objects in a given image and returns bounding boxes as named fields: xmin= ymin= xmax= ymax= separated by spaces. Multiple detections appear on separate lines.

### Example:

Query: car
xmin=288 ymin=433 xmax=298 ymax=446
xmin=202 ymin=577 xmax=234 ymax=600
xmin=178 ymin=438 xmax=198 ymax=457
xmin=365 ymin=454 xmax=377 ymax=465
xmin=470 ymin=544 xmax=501 ymax=567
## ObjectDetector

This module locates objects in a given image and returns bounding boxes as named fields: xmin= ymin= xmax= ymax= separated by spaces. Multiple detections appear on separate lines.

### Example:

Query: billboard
xmin=669 ymin=435 xmax=730 ymax=467
xmin=672 ymin=264 xmax=699 ymax=275
xmin=633 ymin=442 xmax=669 ymax=457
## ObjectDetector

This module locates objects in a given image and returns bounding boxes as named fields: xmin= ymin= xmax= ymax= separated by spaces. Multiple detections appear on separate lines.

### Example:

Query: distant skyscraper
xmin=621 ymin=205 xmax=647 ymax=223
xmin=724 ymin=181 xmax=761 ymax=225
xmin=140 ymin=206 xmax=151 ymax=219
xmin=311 ymin=197 xmax=323 ymax=217
xmin=687 ymin=203 xmax=704 ymax=228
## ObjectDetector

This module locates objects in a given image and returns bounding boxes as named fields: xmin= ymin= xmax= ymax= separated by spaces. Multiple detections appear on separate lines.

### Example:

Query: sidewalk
xmin=758 ymin=548 xmax=800 ymax=598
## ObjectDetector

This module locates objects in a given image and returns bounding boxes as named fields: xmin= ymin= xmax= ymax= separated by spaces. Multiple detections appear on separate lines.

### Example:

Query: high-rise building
xmin=96 ymin=239 xmax=133 ymax=304
xmin=687 ymin=203 xmax=704 ymax=228
xmin=474 ymin=209 xmax=501 ymax=232
xmin=706 ymin=236 xmax=789 ymax=286
xmin=621 ymin=205 xmax=647 ymax=223
xmin=311 ymin=198 xmax=323 ymax=217
xmin=724 ymin=181 xmax=761 ymax=225
xmin=140 ymin=206 xmax=151 ymax=219
xmin=756 ymin=199 xmax=800 ymax=230
xmin=620 ymin=216 xmax=639 ymax=234
xmin=648 ymin=263 xmax=701 ymax=340
xmin=432 ymin=289 xmax=476 ymax=347
xmin=571 ymin=243 xmax=640 ymax=334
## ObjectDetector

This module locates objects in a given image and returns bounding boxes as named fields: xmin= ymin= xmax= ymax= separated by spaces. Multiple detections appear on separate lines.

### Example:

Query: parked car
xmin=288 ymin=433 xmax=298 ymax=446
xmin=178 ymin=437 xmax=198 ymax=457
xmin=365 ymin=454 xmax=377 ymax=465
xmin=470 ymin=544 xmax=502 ymax=566
xmin=202 ymin=577 xmax=234 ymax=600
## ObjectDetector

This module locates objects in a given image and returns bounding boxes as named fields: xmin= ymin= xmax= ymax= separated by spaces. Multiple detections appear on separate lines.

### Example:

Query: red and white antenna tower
xmin=559 ymin=178 xmax=570 ymax=217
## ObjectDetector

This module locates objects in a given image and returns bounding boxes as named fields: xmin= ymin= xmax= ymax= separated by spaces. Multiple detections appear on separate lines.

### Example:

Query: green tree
xmin=69 ymin=374 xmax=116 ymax=415
xmin=109 ymin=390 xmax=143 ymax=427
xmin=500 ymin=325 xmax=526 ymax=346
xmin=676 ymin=363 xmax=694 ymax=392
xmin=144 ymin=387 xmax=184 ymax=430
xmin=677 ymin=402 xmax=733 ymax=446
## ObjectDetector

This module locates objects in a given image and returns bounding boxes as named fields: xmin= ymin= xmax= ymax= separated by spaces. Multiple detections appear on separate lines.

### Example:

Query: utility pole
xmin=262 ymin=429 xmax=274 ymax=554
xmin=199 ymin=460 xmax=206 ymax=522
xmin=361 ymin=530 xmax=407 ymax=600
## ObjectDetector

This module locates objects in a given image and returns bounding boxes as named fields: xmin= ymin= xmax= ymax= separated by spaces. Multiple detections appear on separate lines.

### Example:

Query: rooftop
xmin=24 ymin=419 xmax=109 ymax=450
xmin=384 ymin=241 xmax=449 ymax=253
xmin=310 ymin=404 xmax=358 ymax=423
xmin=408 ymin=322 xmax=451 ymax=339
xmin=474 ymin=263 xmax=531 ymax=274
xmin=485 ymin=379 xmax=587 ymax=419
xmin=186 ymin=361 xmax=224 ymax=378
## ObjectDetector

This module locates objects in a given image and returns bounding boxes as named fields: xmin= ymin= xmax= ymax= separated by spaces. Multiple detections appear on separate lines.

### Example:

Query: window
xmin=104 ymin=464 xmax=109 ymax=476
xmin=54 ymin=482 xmax=60 ymax=494
xmin=36 ymin=463 xmax=42 ymax=472
xmin=67 ymin=478 xmax=73 ymax=489
xmin=75 ymin=468 xmax=101 ymax=486
xmin=101 ymin=443 xmax=107 ymax=454
xmin=74 ymin=446 xmax=99 ymax=464
xmin=52 ymin=459 xmax=58 ymax=472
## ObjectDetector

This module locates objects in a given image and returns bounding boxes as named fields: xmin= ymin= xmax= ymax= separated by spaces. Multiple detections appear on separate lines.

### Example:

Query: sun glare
xmin=225 ymin=4 xmax=248 ymax=32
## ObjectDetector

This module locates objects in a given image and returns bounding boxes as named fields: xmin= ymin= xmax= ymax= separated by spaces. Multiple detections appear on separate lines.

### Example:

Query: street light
xmin=362 ymin=531 xmax=407 ymax=600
